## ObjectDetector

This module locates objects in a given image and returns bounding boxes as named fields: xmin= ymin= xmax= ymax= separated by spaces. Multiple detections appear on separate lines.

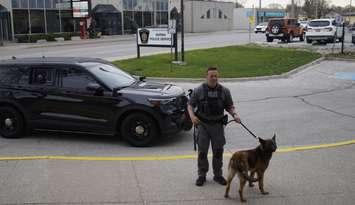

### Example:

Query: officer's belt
xmin=197 ymin=115 xmax=224 ymax=124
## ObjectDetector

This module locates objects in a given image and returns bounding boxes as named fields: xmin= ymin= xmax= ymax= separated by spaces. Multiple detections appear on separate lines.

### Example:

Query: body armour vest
xmin=196 ymin=83 xmax=225 ymax=120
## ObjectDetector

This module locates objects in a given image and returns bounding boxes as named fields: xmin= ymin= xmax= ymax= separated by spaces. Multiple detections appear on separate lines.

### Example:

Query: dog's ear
xmin=272 ymin=134 xmax=276 ymax=141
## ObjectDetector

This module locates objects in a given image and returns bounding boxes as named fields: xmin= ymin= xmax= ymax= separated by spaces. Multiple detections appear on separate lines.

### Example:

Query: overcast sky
xmin=238 ymin=0 xmax=351 ymax=8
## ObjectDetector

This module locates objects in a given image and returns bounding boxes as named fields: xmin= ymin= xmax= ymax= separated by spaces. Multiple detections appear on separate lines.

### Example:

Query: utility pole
xmin=291 ymin=0 xmax=295 ymax=18
xmin=181 ymin=0 xmax=185 ymax=62
xmin=315 ymin=0 xmax=318 ymax=19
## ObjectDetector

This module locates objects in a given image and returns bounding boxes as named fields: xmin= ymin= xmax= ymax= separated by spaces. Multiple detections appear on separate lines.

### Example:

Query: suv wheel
xmin=121 ymin=113 xmax=158 ymax=147
xmin=306 ymin=38 xmax=312 ymax=44
xmin=300 ymin=33 xmax=305 ymax=41
xmin=286 ymin=33 xmax=292 ymax=43
xmin=0 ymin=107 xmax=25 ymax=138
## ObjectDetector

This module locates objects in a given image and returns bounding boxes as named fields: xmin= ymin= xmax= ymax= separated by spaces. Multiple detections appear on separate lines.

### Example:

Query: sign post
xmin=335 ymin=15 xmax=345 ymax=54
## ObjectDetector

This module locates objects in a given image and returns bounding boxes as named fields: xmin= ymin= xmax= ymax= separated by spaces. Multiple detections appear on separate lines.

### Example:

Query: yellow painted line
xmin=0 ymin=139 xmax=354 ymax=161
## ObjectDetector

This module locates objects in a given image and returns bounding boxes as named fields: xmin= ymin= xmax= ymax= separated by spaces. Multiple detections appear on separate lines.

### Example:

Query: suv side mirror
xmin=86 ymin=83 xmax=104 ymax=95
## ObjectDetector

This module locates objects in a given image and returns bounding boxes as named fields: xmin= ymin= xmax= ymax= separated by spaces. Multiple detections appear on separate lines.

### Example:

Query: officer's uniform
xmin=188 ymin=82 xmax=234 ymax=178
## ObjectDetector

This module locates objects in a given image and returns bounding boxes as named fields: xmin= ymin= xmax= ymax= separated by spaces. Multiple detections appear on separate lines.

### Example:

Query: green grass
xmin=113 ymin=45 xmax=321 ymax=78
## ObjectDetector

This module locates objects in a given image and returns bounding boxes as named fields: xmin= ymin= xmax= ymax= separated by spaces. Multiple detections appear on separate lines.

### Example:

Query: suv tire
xmin=306 ymin=38 xmax=312 ymax=44
xmin=0 ymin=106 xmax=25 ymax=138
xmin=300 ymin=33 xmax=305 ymax=41
xmin=121 ymin=113 xmax=158 ymax=147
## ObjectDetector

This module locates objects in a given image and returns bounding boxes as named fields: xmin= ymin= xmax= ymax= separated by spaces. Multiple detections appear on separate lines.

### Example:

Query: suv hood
xmin=117 ymin=81 xmax=185 ymax=97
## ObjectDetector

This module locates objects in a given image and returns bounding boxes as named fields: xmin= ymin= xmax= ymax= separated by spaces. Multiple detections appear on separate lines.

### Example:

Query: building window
xmin=12 ymin=0 xmax=20 ymax=8
xmin=21 ymin=0 xmax=28 ymax=8
xmin=61 ymin=10 xmax=74 ymax=32
xmin=37 ymin=0 xmax=44 ymax=8
xmin=29 ymin=0 xmax=36 ymax=8
xmin=46 ymin=10 xmax=60 ymax=33
xmin=30 ymin=10 xmax=45 ymax=33
xmin=207 ymin=10 xmax=210 ymax=19
xmin=219 ymin=10 xmax=222 ymax=19
xmin=143 ymin=11 xmax=153 ymax=27
xmin=13 ymin=10 xmax=29 ymax=34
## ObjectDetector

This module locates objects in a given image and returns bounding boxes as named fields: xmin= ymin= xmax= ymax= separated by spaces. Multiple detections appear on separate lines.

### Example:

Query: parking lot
xmin=0 ymin=57 xmax=354 ymax=204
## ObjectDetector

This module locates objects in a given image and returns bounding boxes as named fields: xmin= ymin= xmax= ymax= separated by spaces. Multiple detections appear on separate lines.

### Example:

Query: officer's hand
xmin=233 ymin=114 xmax=241 ymax=124
xmin=191 ymin=116 xmax=200 ymax=125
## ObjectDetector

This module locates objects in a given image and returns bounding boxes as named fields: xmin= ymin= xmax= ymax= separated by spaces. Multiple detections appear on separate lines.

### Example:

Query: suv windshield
xmin=309 ymin=21 xmax=330 ymax=27
xmin=83 ymin=62 xmax=136 ymax=89
xmin=269 ymin=19 xmax=284 ymax=26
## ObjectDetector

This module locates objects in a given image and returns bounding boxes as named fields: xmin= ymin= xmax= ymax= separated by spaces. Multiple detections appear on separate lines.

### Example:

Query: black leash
xmin=227 ymin=120 xmax=259 ymax=140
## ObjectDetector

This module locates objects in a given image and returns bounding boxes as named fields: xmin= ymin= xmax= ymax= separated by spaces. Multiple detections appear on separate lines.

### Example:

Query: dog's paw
xmin=261 ymin=191 xmax=269 ymax=195
xmin=240 ymin=198 xmax=247 ymax=203
xmin=224 ymin=194 xmax=229 ymax=198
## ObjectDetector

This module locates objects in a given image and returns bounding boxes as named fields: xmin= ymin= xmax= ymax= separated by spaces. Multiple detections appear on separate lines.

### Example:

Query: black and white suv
xmin=0 ymin=57 xmax=192 ymax=146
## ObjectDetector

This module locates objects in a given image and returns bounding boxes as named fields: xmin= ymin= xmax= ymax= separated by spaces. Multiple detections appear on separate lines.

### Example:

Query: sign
xmin=137 ymin=28 xmax=172 ymax=46
xmin=168 ymin=20 xmax=176 ymax=34
xmin=72 ymin=0 xmax=89 ymax=18
xmin=335 ymin=14 xmax=343 ymax=25
xmin=248 ymin=16 xmax=255 ymax=24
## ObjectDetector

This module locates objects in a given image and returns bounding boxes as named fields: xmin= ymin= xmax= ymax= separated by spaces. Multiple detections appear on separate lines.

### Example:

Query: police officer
xmin=188 ymin=67 xmax=241 ymax=186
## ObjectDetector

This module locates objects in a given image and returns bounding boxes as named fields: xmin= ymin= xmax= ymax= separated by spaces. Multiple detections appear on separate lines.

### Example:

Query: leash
xmin=227 ymin=120 xmax=259 ymax=140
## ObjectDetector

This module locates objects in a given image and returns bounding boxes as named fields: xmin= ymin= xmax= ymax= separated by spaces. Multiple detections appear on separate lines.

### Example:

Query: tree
xmin=235 ymin=2 xmax=244 ymax=8
xmin=302 ymin=0 xmax=330 ymax=18
xmin=267 ymin=3 xmax=284 ymax=9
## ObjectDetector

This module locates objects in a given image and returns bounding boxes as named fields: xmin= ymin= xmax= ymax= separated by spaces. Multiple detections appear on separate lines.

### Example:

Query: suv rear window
xmin=269 ymin=19 xmax=284 ymax=26
xmin=309 ymin=21 xmax=330 ymax=27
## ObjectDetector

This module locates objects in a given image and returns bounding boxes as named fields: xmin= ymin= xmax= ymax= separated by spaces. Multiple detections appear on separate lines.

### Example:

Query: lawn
xmin=112 ymin=45 xmax=321 ymax=78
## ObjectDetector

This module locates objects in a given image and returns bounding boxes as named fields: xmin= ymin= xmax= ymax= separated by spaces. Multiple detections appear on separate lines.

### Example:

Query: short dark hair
xmin=207 ymin=67 xmax=218 ymax=73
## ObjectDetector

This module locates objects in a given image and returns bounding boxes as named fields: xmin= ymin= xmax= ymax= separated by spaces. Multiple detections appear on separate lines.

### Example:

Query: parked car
xmin=265 ymin=18 xmax=305 ymax=43
xmin=298 ymin=20 xmax=309 ymax=30
xmin=254 ymin=22 xmax=268 ymax=33
xmin=352 ymin=31 xmax=355 ymax=45
xmin=305 ymin=18 xmax=343 ymax=44
xmin=0 ymin=57 xmax=192 ymax=147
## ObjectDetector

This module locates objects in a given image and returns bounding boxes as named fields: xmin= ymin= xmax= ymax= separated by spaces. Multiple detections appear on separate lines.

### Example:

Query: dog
xmin=224 ymin=134 xmax=277 ymax=202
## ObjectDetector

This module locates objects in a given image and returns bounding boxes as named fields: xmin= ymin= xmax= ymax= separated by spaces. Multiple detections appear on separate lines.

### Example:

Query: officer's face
xmin=206 ymin=70 xmax=219 ymax=87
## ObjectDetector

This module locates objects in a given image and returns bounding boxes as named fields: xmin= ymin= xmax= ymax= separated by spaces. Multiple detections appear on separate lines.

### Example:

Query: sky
xmin=238 ymin=0 xmax=351 ymax=8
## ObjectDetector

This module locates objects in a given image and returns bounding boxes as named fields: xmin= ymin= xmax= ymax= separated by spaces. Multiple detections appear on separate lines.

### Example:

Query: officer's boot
xmin=212 ymin=148 xmax=227 ymax=185
xmin=196 ymin=151 xmax=208 ymax=186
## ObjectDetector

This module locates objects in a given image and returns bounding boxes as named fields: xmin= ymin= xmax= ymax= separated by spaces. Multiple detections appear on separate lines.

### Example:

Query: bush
xmin=15 ymin=32 xmax=82 ymax=43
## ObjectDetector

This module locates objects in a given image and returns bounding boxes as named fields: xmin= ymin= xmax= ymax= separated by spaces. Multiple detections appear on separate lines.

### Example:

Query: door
xmin=52 ymin=65 xmax=120 ymax=133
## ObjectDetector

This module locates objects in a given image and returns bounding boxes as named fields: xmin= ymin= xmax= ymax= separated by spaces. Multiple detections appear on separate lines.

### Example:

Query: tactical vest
xmin=196 ymin=83 xmax=225 ymax=121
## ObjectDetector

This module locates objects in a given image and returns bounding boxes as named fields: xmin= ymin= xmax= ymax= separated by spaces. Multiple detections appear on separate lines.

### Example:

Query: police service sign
xmin=137 ymin=28 xmax=172 ymax=46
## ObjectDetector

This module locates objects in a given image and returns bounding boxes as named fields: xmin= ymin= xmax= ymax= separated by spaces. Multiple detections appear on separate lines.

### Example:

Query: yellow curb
xmin=0 ymin=139 xmax=354 ymax=161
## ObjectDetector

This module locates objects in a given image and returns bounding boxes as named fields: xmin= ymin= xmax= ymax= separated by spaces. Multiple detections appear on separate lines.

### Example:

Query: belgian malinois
xmin=224 ymin=134 xmax=277 ymax=202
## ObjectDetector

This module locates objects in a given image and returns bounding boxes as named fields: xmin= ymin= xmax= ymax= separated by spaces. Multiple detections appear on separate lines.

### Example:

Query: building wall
xmin=185 ymin=1 xmax=233 ymax=33
xmin=233 ymin=8 xmax=253 ymax=30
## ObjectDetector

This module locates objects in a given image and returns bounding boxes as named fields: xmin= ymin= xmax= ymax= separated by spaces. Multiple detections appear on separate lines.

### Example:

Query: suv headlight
xmin=148 ymin=97 xmax=178 ymax=114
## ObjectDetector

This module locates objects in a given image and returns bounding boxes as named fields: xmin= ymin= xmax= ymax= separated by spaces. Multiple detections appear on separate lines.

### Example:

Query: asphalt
xmin=0 ymin=144 xmax=354 ymax=205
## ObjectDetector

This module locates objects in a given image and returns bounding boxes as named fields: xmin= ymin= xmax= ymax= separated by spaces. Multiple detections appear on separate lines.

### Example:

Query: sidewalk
xmin=1 ymin=144 xmax=354 ymax=205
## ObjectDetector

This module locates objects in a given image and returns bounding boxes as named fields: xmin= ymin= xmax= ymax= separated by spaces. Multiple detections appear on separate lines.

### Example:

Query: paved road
xmin=1 ymin=30 xmax=354 ymax=62
xmin=0 ymin=59 xmax=354 ymax=204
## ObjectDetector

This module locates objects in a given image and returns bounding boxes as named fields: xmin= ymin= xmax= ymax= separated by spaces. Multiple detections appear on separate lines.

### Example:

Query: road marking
xmin=335 ymin=72 xmax=355 ymax=80
xmin=0 ymin=139 xmax=354 ymax=161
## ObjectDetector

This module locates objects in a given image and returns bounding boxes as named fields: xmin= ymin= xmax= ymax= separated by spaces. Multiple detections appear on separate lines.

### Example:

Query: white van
xmin=305 ymin=19 xmax=343 ymax=44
